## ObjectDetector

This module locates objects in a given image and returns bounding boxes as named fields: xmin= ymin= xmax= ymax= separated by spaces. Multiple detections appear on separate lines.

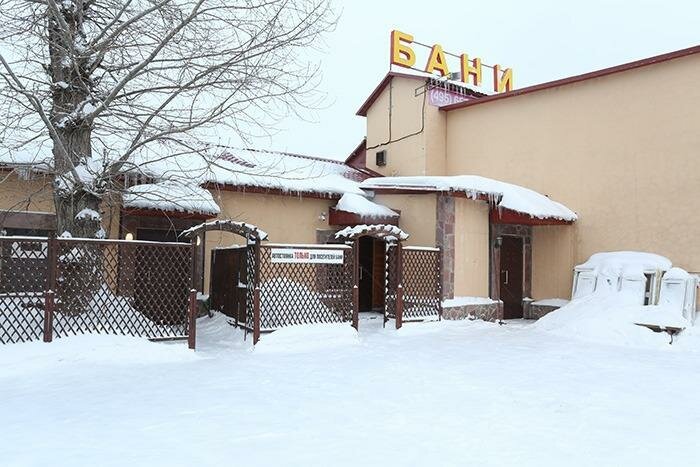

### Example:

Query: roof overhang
xmin=490 ymin=207 xmax=574 ymax=226
xmin=328 ymin=207 xmax=400 ymax=227
xmin=121 ymin=207 xmax=215 ymax=221
xmin=203 ymin=182 xmax=344 ymax=200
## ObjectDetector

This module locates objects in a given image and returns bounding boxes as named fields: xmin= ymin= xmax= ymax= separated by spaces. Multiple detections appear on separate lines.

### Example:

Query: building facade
xmin=1 ymin=44 xmax=698 ymax=318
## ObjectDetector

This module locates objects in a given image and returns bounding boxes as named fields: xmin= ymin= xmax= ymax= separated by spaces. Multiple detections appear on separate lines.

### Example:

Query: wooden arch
xmin=334 ymin=223 xmax=409 ymax=242
xmin=181 ymin=219 xmax=268 ymax=241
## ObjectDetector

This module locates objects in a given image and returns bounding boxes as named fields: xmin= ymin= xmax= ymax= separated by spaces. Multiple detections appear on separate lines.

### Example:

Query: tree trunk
xmin=48 ymin=0 xmax=102 ymax=238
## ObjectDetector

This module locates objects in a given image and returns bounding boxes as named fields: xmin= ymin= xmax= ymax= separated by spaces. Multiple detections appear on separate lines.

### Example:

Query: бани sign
xmin=390 ymin=30 xmax=514 ymax=93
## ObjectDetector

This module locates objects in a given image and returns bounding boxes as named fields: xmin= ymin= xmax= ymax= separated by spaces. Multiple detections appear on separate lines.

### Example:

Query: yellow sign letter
xmin=493 ymin=64 xmax=514 ymax=92
xmin=390 ymin=30 xmax=416 ymax=68
xmin=425 ymin=44 xmax=450 ymax=77
xmin=460 ymin=54 xmax=482 ymax=86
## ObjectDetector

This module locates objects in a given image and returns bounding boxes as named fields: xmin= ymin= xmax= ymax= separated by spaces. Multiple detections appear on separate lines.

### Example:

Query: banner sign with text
xmin=270 ymin=248 xmax=344 ymax=264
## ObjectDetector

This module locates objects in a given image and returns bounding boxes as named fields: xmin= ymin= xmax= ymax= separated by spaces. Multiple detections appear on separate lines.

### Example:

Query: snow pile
xmin=254 ymin=322 xmax=359 ymax=354
xmin=334 ymin=193 xmax=399 ymax=219
xmin=335 ymin=224 xmax=409 ymax=241
xmin=123 ymin=181 xmax=220 ymax=215
xmin=361 ymin=175 xmax=577 ymax=221
xmin=534 ymin=291 xmax=680 ymax=347
xmin=443 ymin=296 xmax=497 ymax=307
xmin=577 ymin=251 xmax=672 ymax=273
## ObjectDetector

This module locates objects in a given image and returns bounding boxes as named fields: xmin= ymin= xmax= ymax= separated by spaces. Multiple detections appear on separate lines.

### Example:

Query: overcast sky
xmin=243 ymin=0 xmax=699 ymax=161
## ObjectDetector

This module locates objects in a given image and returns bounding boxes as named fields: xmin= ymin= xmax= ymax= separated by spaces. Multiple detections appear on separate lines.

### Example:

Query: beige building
xmin=2 ymin=44 xmax=699 ymax=318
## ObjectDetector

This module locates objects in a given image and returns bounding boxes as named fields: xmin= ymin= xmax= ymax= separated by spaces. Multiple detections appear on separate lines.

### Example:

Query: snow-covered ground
xmin=2 ymin=312 xmax=700 ymax=466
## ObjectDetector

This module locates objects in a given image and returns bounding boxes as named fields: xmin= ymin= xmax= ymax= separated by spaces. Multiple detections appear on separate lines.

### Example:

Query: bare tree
xmin=0 ymin=0 xmax=336 ymax=237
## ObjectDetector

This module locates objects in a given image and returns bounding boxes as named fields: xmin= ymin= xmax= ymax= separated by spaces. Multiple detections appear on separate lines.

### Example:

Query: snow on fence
xmin=0 ymin=236 xmax=194 ymax=345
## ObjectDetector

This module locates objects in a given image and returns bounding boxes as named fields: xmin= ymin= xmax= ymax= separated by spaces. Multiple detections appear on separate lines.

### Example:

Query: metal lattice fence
xmin=0 ymin=237 xmax=49 ymax=344
xmin=0 ymin=236 xmax=193 ymax=344
xmin=385 ymin=243 xmax=398 ymax=320
xmin=402 ymin=246 xmax=442 ymax=320
xmin=250 ymin=244 xmax=354 ymax=334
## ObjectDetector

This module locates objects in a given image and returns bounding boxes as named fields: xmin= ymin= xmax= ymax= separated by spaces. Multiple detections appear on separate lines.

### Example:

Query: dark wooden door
xmin=499 ymin=236 xmax=524 ymax=319
xmin=209 ymin=247 xmax=247 ymax=323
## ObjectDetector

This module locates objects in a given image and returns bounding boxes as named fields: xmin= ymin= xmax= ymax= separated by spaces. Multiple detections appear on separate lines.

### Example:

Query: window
xmin=376 ymin=150 xmax=387 ymax=166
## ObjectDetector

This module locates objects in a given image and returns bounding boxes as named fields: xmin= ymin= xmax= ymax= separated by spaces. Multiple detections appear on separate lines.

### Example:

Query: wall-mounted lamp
xmin=319 ymin=212 xmax=327 ymax=222
xmin=125 ymin=232 xmax=134 ymax=241
xmin=196 ymin=235 xmax=201 ymax=246
xmin=495 ymin=236 xmax=503 ymax=248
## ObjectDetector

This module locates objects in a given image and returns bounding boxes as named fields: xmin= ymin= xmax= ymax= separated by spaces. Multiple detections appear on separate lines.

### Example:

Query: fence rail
xmin=0 ymin=236 xmax=193 ymax=345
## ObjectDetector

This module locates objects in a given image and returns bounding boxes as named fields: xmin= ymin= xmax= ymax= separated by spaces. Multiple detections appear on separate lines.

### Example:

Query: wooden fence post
xmin=43 ymin=235 xmax=57 ymax=342
xmin=43 ymin=290 xmax=54 ymax=343
xmin=352 ymin=239 xmax=359 ymax=330
xmin=437 ymin=246 xmax=443 ymax=321
xmin=396 ymin=242 xmax=404 ymax=330
xmin=253 ymin=240 xmax=261 ymax=344
xmin=188 ymin=289 xmax=197 ymax=350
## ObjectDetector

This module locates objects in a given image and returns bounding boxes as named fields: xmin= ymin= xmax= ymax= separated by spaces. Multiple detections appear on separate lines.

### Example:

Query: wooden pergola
xmin=180 ymin=219 xmax=268 ymax=242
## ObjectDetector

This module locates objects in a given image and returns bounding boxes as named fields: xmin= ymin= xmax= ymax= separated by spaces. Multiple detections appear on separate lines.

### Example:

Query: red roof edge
xmin=356 ymin=71 xmax=428 ymax=116
xmin=345 ymin=138 xmax=366 ymax=165
xmin=442 ymin=44 xmax=700 ymax=112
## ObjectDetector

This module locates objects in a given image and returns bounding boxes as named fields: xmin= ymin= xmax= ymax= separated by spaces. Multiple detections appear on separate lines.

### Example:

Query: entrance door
xmin=358 ymin=237 xmax=386 ymax=312
xmin=209 ymin=247 xmax=247 ymax=323
xmin=499 ymin=236 xmax=524 ymax=319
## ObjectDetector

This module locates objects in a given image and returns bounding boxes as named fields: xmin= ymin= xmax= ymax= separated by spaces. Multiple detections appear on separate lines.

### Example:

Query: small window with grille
xmin=376 ymin=150 xmax=387 ymax=166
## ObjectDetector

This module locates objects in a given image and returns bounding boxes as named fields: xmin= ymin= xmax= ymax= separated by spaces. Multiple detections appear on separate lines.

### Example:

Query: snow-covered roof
xmin=334 ymin=193 xmax=399 ymax=219
xmin=1 ymin=142 xmax=369 ymax=199
xmin=133 ymin=147 xmax=367 ymax=198
xmin=123 ymin=181 xmax=220 ymax=215
xmin=360 ymin=175 xmax=577 ymax=222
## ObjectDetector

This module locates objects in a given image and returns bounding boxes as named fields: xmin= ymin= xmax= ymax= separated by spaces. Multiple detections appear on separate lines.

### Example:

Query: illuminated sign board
xmin=390 ymin=30 xmax=514 ymax=93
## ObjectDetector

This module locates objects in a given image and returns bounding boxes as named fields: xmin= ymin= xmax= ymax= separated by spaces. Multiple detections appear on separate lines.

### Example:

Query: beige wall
xmin=532 ymin=225 xmax=576 ymax=300
xmin=446 ymin=53 xmax=700 ymax=276
xmin=365 ymin=78 xmax=446 ymax=176
xmin=202 ymin=190 xmax=336 ymax=292
xmin=0 ymin=171 xmax=54 ymax=213
xmin=453 ymin=198 xmax=490 ymax=297
xmin=372 ymin=193 xmax=436 ymax=246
